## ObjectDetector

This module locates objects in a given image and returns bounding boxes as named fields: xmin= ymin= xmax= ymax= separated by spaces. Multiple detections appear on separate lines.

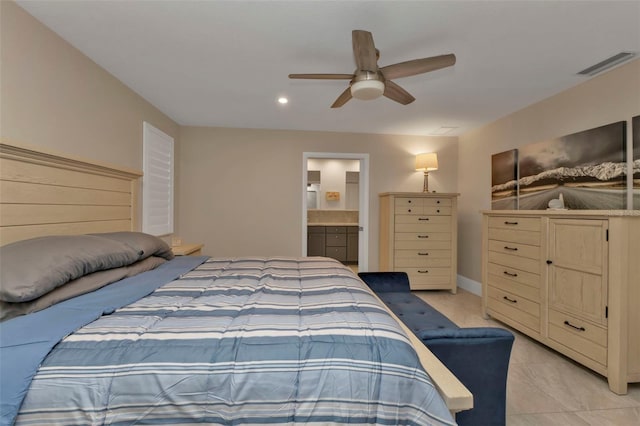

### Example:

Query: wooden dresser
xmin=482 ymin=210 xmax=640 ymax=394
xmin=379 ymin=193 xmax=458 ymax=292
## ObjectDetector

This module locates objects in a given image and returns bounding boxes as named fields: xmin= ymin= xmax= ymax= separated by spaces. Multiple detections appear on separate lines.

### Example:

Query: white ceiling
xmin=16 ymin=0 xmax=640 ymax=137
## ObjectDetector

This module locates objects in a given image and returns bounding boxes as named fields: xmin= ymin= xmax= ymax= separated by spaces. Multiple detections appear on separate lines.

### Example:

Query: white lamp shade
xmin=415 ymin=153 xmax=438 ymax=171
xmin=350 ymin=80 xmax=385 ymax=100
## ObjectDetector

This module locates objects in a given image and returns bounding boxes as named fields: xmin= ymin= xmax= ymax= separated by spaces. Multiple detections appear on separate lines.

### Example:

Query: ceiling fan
xmin=288 ymin=30 xmax=456 ymax=108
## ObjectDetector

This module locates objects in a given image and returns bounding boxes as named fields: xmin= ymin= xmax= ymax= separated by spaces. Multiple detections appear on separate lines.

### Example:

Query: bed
xmin=0 ymin=141 xmax=472 ymax=425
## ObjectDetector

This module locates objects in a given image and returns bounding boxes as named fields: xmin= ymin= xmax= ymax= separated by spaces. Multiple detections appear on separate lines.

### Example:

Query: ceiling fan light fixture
xmin=289 ymin=30 xmax=456 ymax=107
xmin=350 ymin=79 xmax=385 ymax=100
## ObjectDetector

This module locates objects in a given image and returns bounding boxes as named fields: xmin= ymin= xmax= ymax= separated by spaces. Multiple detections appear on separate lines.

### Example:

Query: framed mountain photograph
xmin=517 ymin=121 xmax=627 ymax=210
xmin=491 ymin=149 xmax=519 ymax=210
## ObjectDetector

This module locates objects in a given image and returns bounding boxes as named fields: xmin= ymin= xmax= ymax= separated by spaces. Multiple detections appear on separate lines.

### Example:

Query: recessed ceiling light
xmin=277 ymin=97 xmax=289 ymax=104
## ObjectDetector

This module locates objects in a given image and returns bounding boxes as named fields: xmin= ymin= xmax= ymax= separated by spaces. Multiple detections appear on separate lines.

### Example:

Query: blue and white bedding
xmin=7 ymin=257 xmax=455 ymax=425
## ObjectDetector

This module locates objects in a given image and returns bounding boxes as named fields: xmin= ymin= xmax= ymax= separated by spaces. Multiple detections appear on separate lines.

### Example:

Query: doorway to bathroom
xmin=302 ymin=152 xmax=369 ymax=272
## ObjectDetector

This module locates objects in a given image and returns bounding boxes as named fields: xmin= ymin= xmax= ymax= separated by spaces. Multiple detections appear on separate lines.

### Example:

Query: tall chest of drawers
xmin=379 ymin=193 xmax=459 ymax=292
xmin=482 ymin=210 xmax=640 ymax=395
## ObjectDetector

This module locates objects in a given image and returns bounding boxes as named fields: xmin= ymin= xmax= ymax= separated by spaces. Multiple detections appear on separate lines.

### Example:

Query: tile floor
xmin=414 ymin=289 xmax=640 ymax=426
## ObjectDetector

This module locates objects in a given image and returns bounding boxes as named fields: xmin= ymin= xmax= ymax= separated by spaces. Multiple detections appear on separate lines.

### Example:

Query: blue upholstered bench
xmin=358 ymin=272 xmax=514 ymax=426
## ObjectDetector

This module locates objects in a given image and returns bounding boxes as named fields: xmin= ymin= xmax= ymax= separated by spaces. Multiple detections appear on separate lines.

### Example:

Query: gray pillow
xmin=91 ymin=232 xmax=175 ymax=261
xmin=0 ymin=235 xmax=141 ymax=303
xmin=0 ymin=256 xmax=167 ymax=321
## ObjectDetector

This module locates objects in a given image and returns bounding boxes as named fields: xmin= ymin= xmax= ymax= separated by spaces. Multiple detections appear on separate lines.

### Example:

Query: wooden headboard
xmin=0 ymin=141 xmax=142 ymax=246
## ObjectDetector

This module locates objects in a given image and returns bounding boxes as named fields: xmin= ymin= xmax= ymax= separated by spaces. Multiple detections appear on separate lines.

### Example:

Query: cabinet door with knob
xmin=307 ymin=226 xmax=326 ymax=257
xmin=547 ymin=218 xmax=608 ymax=368
xmin=379 ymin=192 xmax=458 ymax=292
xmin=347 ymin=226 xmax=359 ymax=263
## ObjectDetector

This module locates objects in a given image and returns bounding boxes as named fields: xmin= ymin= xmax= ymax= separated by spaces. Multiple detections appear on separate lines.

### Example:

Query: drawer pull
xmin=417 ymin=235 xmax=429 ymax=239
xmin=503 ymin=271 xmax=518 ymax=277
xmin=437 ymin=200 xmax=441 ymax=204
xmin=504 ymin=246 xmax=518 ymax=251
xmin=503 ymin=296 xmax=518 ymax=303
xmin=418 ymin=252 xmax=429 ymax=256
xmin=418 ymin=217 xmax=430 ymax=221
xmin=504 ymin=221 xmax=519 ymax=225
xmin=563 ymin=320 xmax=586 ymax=332
xmin=418 ymin=270 xmax=429 ymax=273
xmin=408 ymin=209 xmax=412 ymax=212
xmin=436 ymin=209 xmax=440 ymax=213
xmin=408 ymin=200 xmax=413 ymax=204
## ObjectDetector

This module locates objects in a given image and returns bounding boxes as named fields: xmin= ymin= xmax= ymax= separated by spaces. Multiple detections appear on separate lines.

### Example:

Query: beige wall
xmin=0 ymin=1 xmax=178 ymax=171
xmin=1 ymin=1 xmax=180 ymax=231
xmin=177 ymin=126 xmax=458 ymax=268
xmin=457 ymin=59 xmax=640 ymax=284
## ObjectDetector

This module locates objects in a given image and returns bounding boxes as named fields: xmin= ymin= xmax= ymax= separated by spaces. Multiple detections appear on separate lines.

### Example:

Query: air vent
xmin=430 ymin=126 xmax=458 ymax=136
xmin=577 ymin=52 xmax=636 ymax=76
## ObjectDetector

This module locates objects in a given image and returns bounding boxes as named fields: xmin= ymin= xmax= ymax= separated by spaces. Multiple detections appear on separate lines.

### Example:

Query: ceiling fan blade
xmin=331 ymin=87 xmax=353 ymax=108
xmin=380 ymin=54 xmax=456 ymax=80
xmin=289 ymin=73 xmax=354 ymax=80
xmin=383 ymin=80 xmax=415 ymax=105
xmin=352 ymin=30 xmax=378 ymax=72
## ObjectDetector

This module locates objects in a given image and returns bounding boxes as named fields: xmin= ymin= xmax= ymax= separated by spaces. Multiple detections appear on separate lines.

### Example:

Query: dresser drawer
xmin=423 ymin=198 xmax=452 ymax=207
xmin=486 ymin=286 xmax=540 ymax=332
xmin=548 ymin=309 xmax=607 ymax=366
xmin=325 ymin=246 xmax=347 ymax=261
xmin=395 ymin=224 xmax=452 ymax=233
xmin=395 ymin=197 xmax=452 ymax=207
xmin=488 ymin=228 xmax=541 ymax=246
xmin=394 ymin=249 xmax=452 ymax=267
xmin=488 ymin=239 xmax=540 ymax=260
xmin=396 ymin=206 xmax=452 ymax=215
xmin=325 ymin=226 xmax=346 ymax=234
xmin=395 ymin=215 xmax=451 ymax=233
xmin=394 ymin=233 xmax=452 ymax=249
xmin=405 ymin=268 xmax=452 ymax=288
xmin=488 ymin=250 xmax=541 ymax=274
xmin=395 ymin=197 xmax=424 ymax=208
xmin=486 ymin=262 xmax=541 ymax=301
xmin=326 ymin=233 xmax=346 ymax=246
xmin=395 ymin=215 xmax=450 ymax=225
xmin=488 ymin=216 xmax=542 ymax=232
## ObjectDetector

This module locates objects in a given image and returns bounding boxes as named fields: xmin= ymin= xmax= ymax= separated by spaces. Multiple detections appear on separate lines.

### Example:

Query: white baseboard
xmin=457 ymin=275 xmax=482 ymax=296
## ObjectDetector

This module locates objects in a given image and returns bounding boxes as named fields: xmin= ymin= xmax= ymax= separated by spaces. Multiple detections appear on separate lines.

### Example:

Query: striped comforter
xmin=16 ymin=257 xmax=455 ymax=425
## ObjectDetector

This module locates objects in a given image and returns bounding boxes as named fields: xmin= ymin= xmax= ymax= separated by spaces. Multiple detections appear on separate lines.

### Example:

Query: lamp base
xmin=423 ymin=171 xmax=429 ymax=192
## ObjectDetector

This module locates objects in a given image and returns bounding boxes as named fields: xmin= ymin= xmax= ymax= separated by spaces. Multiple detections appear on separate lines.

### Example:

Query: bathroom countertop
xmin=307 ymin=223 xmax=359 ymax=226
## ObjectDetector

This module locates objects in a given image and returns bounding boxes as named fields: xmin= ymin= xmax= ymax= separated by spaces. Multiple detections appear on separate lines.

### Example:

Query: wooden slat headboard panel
xmin=0 ymin=141 xmax=142 ymax=246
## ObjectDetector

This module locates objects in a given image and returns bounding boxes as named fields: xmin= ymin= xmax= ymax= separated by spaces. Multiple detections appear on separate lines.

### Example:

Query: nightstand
xmin=171 ymin=243 xmax=204 ymax=256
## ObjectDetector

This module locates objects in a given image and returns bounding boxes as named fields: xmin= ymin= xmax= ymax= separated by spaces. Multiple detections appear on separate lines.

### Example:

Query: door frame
xmin=302 ymin=152 xmax=369 ymax=271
